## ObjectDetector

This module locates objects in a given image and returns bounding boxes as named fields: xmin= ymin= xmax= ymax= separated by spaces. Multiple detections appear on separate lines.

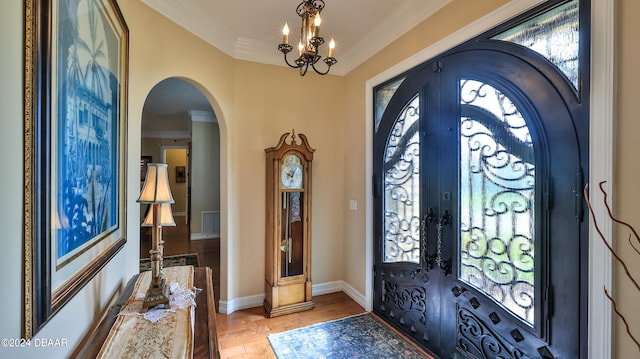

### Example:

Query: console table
xmin=75 ymin=266 xmax=220 ymax=358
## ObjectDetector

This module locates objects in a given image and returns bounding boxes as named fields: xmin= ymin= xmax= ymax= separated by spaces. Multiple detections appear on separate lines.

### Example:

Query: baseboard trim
xmin=312 ymin=281 xmax=343 ymax=296
xmin=341 ymin=281 xmax=367 ymax=309
xmin=218 ymin=293 xmax=264 ymax=314
xmin=218 ymin=280 xmax=366 ymax=315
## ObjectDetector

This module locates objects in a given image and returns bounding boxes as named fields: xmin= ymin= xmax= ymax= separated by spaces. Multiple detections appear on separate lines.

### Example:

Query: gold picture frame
xmin=23 ymin=0 xmax=129 ymax=338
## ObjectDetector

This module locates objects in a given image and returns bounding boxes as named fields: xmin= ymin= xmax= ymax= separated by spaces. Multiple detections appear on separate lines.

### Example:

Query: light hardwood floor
xmin=140 ymin=215 xmax=429 ymax=358
xmin=140 ymin=215 xmax=366 ymax=357
xmin=216 ymin=292 xmax=366 ymax=358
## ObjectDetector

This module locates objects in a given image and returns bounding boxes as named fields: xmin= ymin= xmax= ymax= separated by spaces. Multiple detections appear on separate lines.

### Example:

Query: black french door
xmin=373 ymin=41 xmax=588 ymax=358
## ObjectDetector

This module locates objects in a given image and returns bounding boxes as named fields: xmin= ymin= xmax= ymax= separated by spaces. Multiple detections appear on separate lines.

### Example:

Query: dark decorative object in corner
xmin=585 ymin=181 xmax=640 ymax=351
xmin=23 ymin=0 xmax=128 ymax=338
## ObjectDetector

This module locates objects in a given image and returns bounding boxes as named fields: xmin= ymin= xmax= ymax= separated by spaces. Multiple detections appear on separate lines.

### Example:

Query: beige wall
xmin=118 ymin=0 xmax=235 ymax=303
xmin=119 ymin=1 xmax=347 ymax=303
xmin=230 ymin=59 xmax=347 ymax=296
xmin=2 ymin=0 xmax=638 ymax=357
xmin=614 ymin=0 xmax=640 ymax=357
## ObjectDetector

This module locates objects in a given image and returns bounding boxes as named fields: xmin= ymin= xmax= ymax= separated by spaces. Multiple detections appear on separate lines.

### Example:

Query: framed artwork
xmin=175 ymin=165 xmax=187 ymax=183
xmin=23 ymin=0 xmax=129 ymax=338
xmin=141 ymin=155 xmax=152 ymax=181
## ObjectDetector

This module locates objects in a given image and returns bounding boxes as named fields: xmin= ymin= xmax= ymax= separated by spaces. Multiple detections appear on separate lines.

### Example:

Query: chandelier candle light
xmin=138 ymin=163 xmax=175 ymax=310
xmin=278 ymin=0 xmax=337 ymax=76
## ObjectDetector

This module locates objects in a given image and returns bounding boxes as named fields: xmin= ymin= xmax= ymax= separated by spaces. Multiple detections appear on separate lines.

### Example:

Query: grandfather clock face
xmin=280 ymin=154 xmax=303 ymax=189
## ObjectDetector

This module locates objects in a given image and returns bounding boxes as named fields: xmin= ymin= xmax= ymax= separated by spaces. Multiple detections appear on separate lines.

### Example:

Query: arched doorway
xmin=140 ymin=77 xmax=222 ymax=303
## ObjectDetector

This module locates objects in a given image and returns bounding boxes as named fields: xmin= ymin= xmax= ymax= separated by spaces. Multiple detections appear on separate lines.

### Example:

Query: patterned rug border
xmin=283 ymin=312 xmax=369 ymax=330
xmin=268 ymin=312 xmax=428 ymax=359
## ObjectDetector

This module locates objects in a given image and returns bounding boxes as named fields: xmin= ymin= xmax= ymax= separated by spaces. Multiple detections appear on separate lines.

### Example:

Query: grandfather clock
xmin=264 ymin=131 xmax=315 ymax=317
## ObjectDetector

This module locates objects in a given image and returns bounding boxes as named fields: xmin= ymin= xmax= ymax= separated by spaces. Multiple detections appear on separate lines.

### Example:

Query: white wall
xmin=190 ymin=119 xmax=220 ymax=238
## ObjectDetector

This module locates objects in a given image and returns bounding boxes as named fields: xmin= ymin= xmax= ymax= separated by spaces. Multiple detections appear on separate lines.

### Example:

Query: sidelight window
xmin=382 ymin=94 xmax=421 ymax=263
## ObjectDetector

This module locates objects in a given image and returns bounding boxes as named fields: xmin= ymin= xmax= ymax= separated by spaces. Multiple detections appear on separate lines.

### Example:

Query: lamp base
xmin=141 ymin=278 xmax=171 ymax=311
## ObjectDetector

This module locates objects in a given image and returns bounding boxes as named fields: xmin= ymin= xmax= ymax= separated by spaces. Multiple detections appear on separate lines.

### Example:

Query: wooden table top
xmin=74 ymin=266 xmax=219 ymax=359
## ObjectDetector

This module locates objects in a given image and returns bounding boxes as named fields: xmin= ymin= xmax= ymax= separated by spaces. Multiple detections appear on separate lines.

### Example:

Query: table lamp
xmin=137 ymin=163 xmax=175 ymax=310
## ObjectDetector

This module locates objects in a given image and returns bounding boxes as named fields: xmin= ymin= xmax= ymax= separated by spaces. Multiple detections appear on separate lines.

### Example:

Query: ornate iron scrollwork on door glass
xmin=459 ymin=79 xmax=536 ymax=325
xmin=383 ymin=94 xmax=421 ymax=264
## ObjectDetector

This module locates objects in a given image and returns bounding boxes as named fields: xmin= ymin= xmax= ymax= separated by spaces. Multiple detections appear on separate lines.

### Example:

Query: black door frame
xmin=370 ymin=1 xmax=590 ymax=357
xmin=365 ymin=0 xmax=613 ymax=356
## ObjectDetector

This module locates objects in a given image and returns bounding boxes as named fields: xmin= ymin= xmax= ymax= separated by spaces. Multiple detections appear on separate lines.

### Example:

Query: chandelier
xmin=278 ymin=0 xmax=337 ymax=76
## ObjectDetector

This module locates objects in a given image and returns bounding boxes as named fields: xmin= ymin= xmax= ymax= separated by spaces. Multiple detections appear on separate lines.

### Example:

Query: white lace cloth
xmin=119 ymin=282 xmax=199 ymax=323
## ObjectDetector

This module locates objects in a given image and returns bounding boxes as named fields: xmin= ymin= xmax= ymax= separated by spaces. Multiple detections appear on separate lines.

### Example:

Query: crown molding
xmin=339 ymin=0 xmax=453 ymax=74
xmin=140 ymin=0 xmax=453 ymax=77
xmin=234 ymin=37 xmax=283 ymax=67
xmin=140 ymin=0 xmax=238 ymax=57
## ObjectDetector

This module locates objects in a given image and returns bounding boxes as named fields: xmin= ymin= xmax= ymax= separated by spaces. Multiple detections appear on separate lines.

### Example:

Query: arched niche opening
xmin=140 ymin=77 xmax=221 ymax=304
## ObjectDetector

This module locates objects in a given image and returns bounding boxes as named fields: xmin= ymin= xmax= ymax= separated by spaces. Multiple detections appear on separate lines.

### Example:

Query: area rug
xmin=267 ymin=313 xmax=428 ymax=358
xmin=139 ymin=253 xmax=199 ymax=272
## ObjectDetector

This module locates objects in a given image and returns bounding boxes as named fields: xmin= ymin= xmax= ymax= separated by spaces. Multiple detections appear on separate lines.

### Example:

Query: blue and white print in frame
xmin=55 ymin=0 xmax=122 ymax=260
xmin=23 ymin=0 xmax=128 ymax=338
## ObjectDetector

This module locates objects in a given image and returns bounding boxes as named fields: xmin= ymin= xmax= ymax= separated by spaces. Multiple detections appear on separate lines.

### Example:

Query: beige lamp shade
xmin=142 ymin=203 xmax=176 ymax=227
xmin=138 ymin=163 xmax=175 ymax=204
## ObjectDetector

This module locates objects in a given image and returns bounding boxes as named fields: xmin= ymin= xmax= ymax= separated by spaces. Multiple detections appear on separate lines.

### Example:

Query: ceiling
xmin=142 ymin=78 xmax=213 ymax=138
xmin=140 ymin=0 xmax=452 ymax=138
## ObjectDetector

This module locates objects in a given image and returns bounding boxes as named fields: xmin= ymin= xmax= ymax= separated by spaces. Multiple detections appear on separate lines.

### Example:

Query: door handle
xmin=423 ymin=209 xmax=452 ymax=275
xmin=422 ymin=208 xmax=436 ymax=270
xmin=438 ymin=210 xmax=452 ymax=276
